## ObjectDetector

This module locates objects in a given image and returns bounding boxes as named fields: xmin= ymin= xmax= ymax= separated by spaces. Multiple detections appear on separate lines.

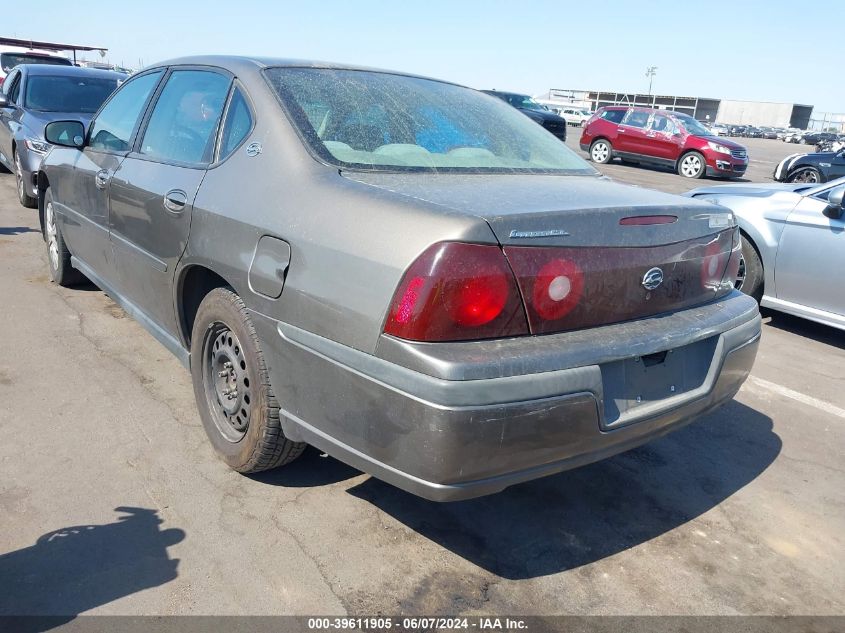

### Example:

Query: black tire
xmin=678 ymin=151 xmax=706 ymax=179
xmin=787 ymin=166 xmax=822 ymax=184
xmin=43 ymin=188 xmax=84 ymax=286
xmin=15 ymin=149 xmax=37 ymax=208
xmin=737 ymin=234 xmax=763 ymax=303
xmin=190 ymin=287 xmax=306 ymax=473
xmin=589 ymin=139 xmax=612 ymax=164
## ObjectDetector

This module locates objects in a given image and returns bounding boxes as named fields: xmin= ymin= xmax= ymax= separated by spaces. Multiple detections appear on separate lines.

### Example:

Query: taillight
xmin=725 ymin=227 xmax=742 ymax=287
xmin=384 ymin=242 xmax=529 ymax=342
xmin=701 ymin=229 xmax=736 ymax=290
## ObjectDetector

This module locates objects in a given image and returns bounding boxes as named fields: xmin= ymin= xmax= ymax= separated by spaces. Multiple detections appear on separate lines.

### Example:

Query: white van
xmin=0 ymin=45 xmax=72 ymax=86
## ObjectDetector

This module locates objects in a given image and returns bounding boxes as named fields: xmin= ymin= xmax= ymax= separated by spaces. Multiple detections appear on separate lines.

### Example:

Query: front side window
xmin=266 ymin=68 xmax=595 ymax=174
xmin=674 ymin=113 xmax=713 ymax=137
xmin=219 ymin=87 xmax=253 ymax=161
xmin=650 ymin=114 xmax=675 ymax=134
xmin=2 ymin=70 xmax=21 ymax=102
xmin=140 ymin=69 xmax=230 ymax=164
xmin=89 ymin=71 xmax=163 ymax=152
xmin=24 ymin=76 xmax=119 ymax=113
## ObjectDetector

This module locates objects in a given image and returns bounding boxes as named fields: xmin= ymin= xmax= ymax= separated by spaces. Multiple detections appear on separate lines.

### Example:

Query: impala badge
xmin=642 ymin=267 xmax=664 ymax=290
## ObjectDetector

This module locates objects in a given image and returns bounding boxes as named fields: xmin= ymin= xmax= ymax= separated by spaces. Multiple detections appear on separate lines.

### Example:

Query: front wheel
xmin=678 ymin=152 xmax=706 ymax=178
xmin=787 ymin=166 xmax=821 ymax=184
xmin=191 ymin=287 xmax=306 ymax=473
xmin=15 ymin=150 xmax=37 ymax=208
xmin=590 ymin=139 xmax=612 ymax=164
xmin=43 ymin=188 xmax=84 ymax=286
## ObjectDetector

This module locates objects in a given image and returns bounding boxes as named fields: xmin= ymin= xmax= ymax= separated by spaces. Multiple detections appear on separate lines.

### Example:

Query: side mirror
xmin=824 ymin=185 xmax=845 ymax=219
xmin=45 ymin=120 xmax=86 ymax=149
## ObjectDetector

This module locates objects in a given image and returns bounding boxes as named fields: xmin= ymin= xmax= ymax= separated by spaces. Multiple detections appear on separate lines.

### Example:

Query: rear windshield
xmin=265 ymin=67 xmax=596 ymax=174
xmin=1 ymin=53 xmax=72 ymax=72
xmin=24 ymin=75 xmax=119 ymax=113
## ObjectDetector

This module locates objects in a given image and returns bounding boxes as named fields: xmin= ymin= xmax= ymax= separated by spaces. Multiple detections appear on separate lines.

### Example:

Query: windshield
xmin=1 ymin=53 xmax=72 ymax=73
xmin=24 ymin=75 xmax=119 ymax=113
xmin=266 ymin=68 xmax=596 ymax=174
xmin=674 ymin=113 xmax=712 ymax=136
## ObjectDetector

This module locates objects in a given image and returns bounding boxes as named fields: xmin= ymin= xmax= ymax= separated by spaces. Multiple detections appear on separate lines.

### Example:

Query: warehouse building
xmin=538 ymin=88 xmax=814 ymax=129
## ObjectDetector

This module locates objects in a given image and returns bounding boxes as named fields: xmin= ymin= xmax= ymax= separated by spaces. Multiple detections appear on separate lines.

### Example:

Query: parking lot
xmin=0 ymin=137 xmax=843 ymax=618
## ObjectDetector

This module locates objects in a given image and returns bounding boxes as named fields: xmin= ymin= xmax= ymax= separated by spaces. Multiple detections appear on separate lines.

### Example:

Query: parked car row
xmin=579 ymin=106 xmax=749 ymax=179
xmin=0 ymin=55 xmax=763 ymax=501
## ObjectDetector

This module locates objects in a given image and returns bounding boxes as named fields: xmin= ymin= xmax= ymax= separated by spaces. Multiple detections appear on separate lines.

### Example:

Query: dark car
xmin=802 ymin=131 xmax=836 ymax=146
xmin=744 ymin=126 xmax=763 ymax=138
xmin=36 ymin=56 xmax=759 ymax=501
xmin=759 ymin=127 xmax=778 ymax=139
xmin=0 ymin=64 xmax=124 ymax=207
xmin=481 ymin=90 xmax=567 ymax=141
xmin=579 ymin=106 xmax=749 ymax=178
xmin=773 ymin=148 xmax=845 ymax=183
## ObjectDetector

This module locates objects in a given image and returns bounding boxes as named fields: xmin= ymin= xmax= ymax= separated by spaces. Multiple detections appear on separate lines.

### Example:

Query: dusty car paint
xmin=38 ymin=56 xmax=761 ymax=500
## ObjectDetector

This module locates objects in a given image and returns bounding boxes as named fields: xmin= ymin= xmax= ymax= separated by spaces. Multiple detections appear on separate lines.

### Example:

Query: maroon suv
xmin=579 ymin=106 xmax=749 ymax=179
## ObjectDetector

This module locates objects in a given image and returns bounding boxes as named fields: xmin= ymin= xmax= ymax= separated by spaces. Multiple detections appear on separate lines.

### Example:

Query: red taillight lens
xmin=725 ymin=227 xmax=742 ymax=287
xmin=384 ymin=242 xmax=529 ymax=342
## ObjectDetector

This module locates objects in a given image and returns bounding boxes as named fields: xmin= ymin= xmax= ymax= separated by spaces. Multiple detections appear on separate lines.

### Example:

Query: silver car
xmin=37 ymin=56 xmax=760 ymax=500
xmin=685 ymin=178 xmax=845 ymax=331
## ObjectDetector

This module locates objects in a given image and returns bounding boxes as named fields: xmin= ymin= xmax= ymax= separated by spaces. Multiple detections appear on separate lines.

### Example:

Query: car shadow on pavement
xmin=349 ymin=400 xmax=779 ymax=580
xmin=0 ymin=507 xmax=184 ymax=630
xmin=0 ymin=226 xmax=39 ymax=235
xmin=762 ymin=309 xmax=844 ymax=349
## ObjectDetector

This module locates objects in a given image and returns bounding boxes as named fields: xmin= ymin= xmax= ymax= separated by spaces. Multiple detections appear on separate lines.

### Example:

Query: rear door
xmin=108 ymin=68 xmax=231 ymax=335
xmin=645 ymin=112 xmax=683 ymax=162
xmin=616 ymin=109 xmax=650 ymax=155
xmin=0 ymin=68 xmax=22 ymax=168
xmin=774 ymin=187 xmax=845 ymax=316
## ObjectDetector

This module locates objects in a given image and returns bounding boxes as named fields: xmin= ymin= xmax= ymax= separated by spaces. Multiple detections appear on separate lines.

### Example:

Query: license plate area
xmin=600 ymin=336 xmax=718 ymax=429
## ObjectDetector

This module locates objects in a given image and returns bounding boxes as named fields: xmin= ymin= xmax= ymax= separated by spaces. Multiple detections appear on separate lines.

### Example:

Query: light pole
xmin=646 ymin=66 xmax=657 ymax=106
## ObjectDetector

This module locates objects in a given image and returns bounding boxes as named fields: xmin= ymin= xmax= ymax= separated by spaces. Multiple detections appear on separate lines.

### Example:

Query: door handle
xmin=94 ymin=169 xmax=111 ymax=190
xmin=163 ymin=189 xmax=188 ymax=214
xmin=617 ymin=128 xmax=625 ymax=133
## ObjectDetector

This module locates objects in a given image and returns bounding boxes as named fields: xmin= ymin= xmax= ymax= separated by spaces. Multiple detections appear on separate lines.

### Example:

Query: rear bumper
xmin=250 ymin=292 xmax=760 ymax=501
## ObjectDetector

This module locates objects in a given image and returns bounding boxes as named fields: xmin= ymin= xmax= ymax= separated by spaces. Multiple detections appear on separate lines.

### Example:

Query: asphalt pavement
xmin=0 ymin=136 xmax=843 ymax=618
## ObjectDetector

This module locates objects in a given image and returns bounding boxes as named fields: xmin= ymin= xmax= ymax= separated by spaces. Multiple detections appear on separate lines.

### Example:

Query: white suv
xmin=559 ymin=107 xmax=592 ymax=127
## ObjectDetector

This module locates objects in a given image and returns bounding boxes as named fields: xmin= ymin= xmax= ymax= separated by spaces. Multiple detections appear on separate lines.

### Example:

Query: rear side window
xmin=1 ymin=53 xmax=72 ymax=72
xmin=600 ymin=109 xmax=625 ymax=124
xmin=89 ymin=71 xmax=163 ymax=152
xmin=140 ymin=69 xmax=230 ymax=165
xmin=219 ymin=87 xmax=253 ymax=160
xmin=623 ymin=110 xmax=650 ymax=128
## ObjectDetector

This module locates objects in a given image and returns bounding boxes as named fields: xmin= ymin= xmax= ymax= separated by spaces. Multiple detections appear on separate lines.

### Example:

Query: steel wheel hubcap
xmin=45 ymin=202 xmax=59 ymax=271
xmin=203 ymin=324 xmax=252 ymax=441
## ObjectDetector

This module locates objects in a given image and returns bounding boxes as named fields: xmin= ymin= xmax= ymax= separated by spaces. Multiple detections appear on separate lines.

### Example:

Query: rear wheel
xmin=787 ymin=166 xmax=821 ymax=184
xmin=590 ymin=139 xmax=612 ymax=164
xmin=737 ymin=234 xmax=763 ymax=302
xmin=191 ymin=287 xmax=306 ymax=473
xmin=678 ymin=151 xmax=706 ymax=178
xmin=15 ymin=150 xmax=37 ymax=208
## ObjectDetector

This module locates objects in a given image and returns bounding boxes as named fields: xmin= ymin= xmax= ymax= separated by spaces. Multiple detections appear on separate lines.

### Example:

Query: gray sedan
xmin=37 ymin=56 xmax=760 ymax=500
xmin=685 ymin=179 xmax=845 ymax=331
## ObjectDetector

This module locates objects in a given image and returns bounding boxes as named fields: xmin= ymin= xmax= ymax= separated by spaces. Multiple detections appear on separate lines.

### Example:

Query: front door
xmin=58 ymin=70 xmax=164 ymax=281
xmin=109 ymin=69 xmax=231 ymax=335
xmin=645 ymin=113 xmax=683 ymax=163
xmin=774 ymin=187 xmax=845 ymax=317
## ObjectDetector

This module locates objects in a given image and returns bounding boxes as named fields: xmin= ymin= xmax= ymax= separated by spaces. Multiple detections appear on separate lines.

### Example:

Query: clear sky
xmin=6 ymin=0 xmax=842 ymax=112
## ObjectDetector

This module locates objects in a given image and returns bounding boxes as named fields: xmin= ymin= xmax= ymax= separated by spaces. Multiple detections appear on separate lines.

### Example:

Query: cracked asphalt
xmin=0 ymin=139 xmax=843 ymax=617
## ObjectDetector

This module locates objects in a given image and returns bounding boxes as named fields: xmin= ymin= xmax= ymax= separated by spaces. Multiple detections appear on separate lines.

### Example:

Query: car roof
xmin=145 ymin=55 xmax=459 ymax=86
xmin=481 ymin=89 xmax=530 ymax=99
xmin=17 ymin=64 xmax=126 ymax=80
